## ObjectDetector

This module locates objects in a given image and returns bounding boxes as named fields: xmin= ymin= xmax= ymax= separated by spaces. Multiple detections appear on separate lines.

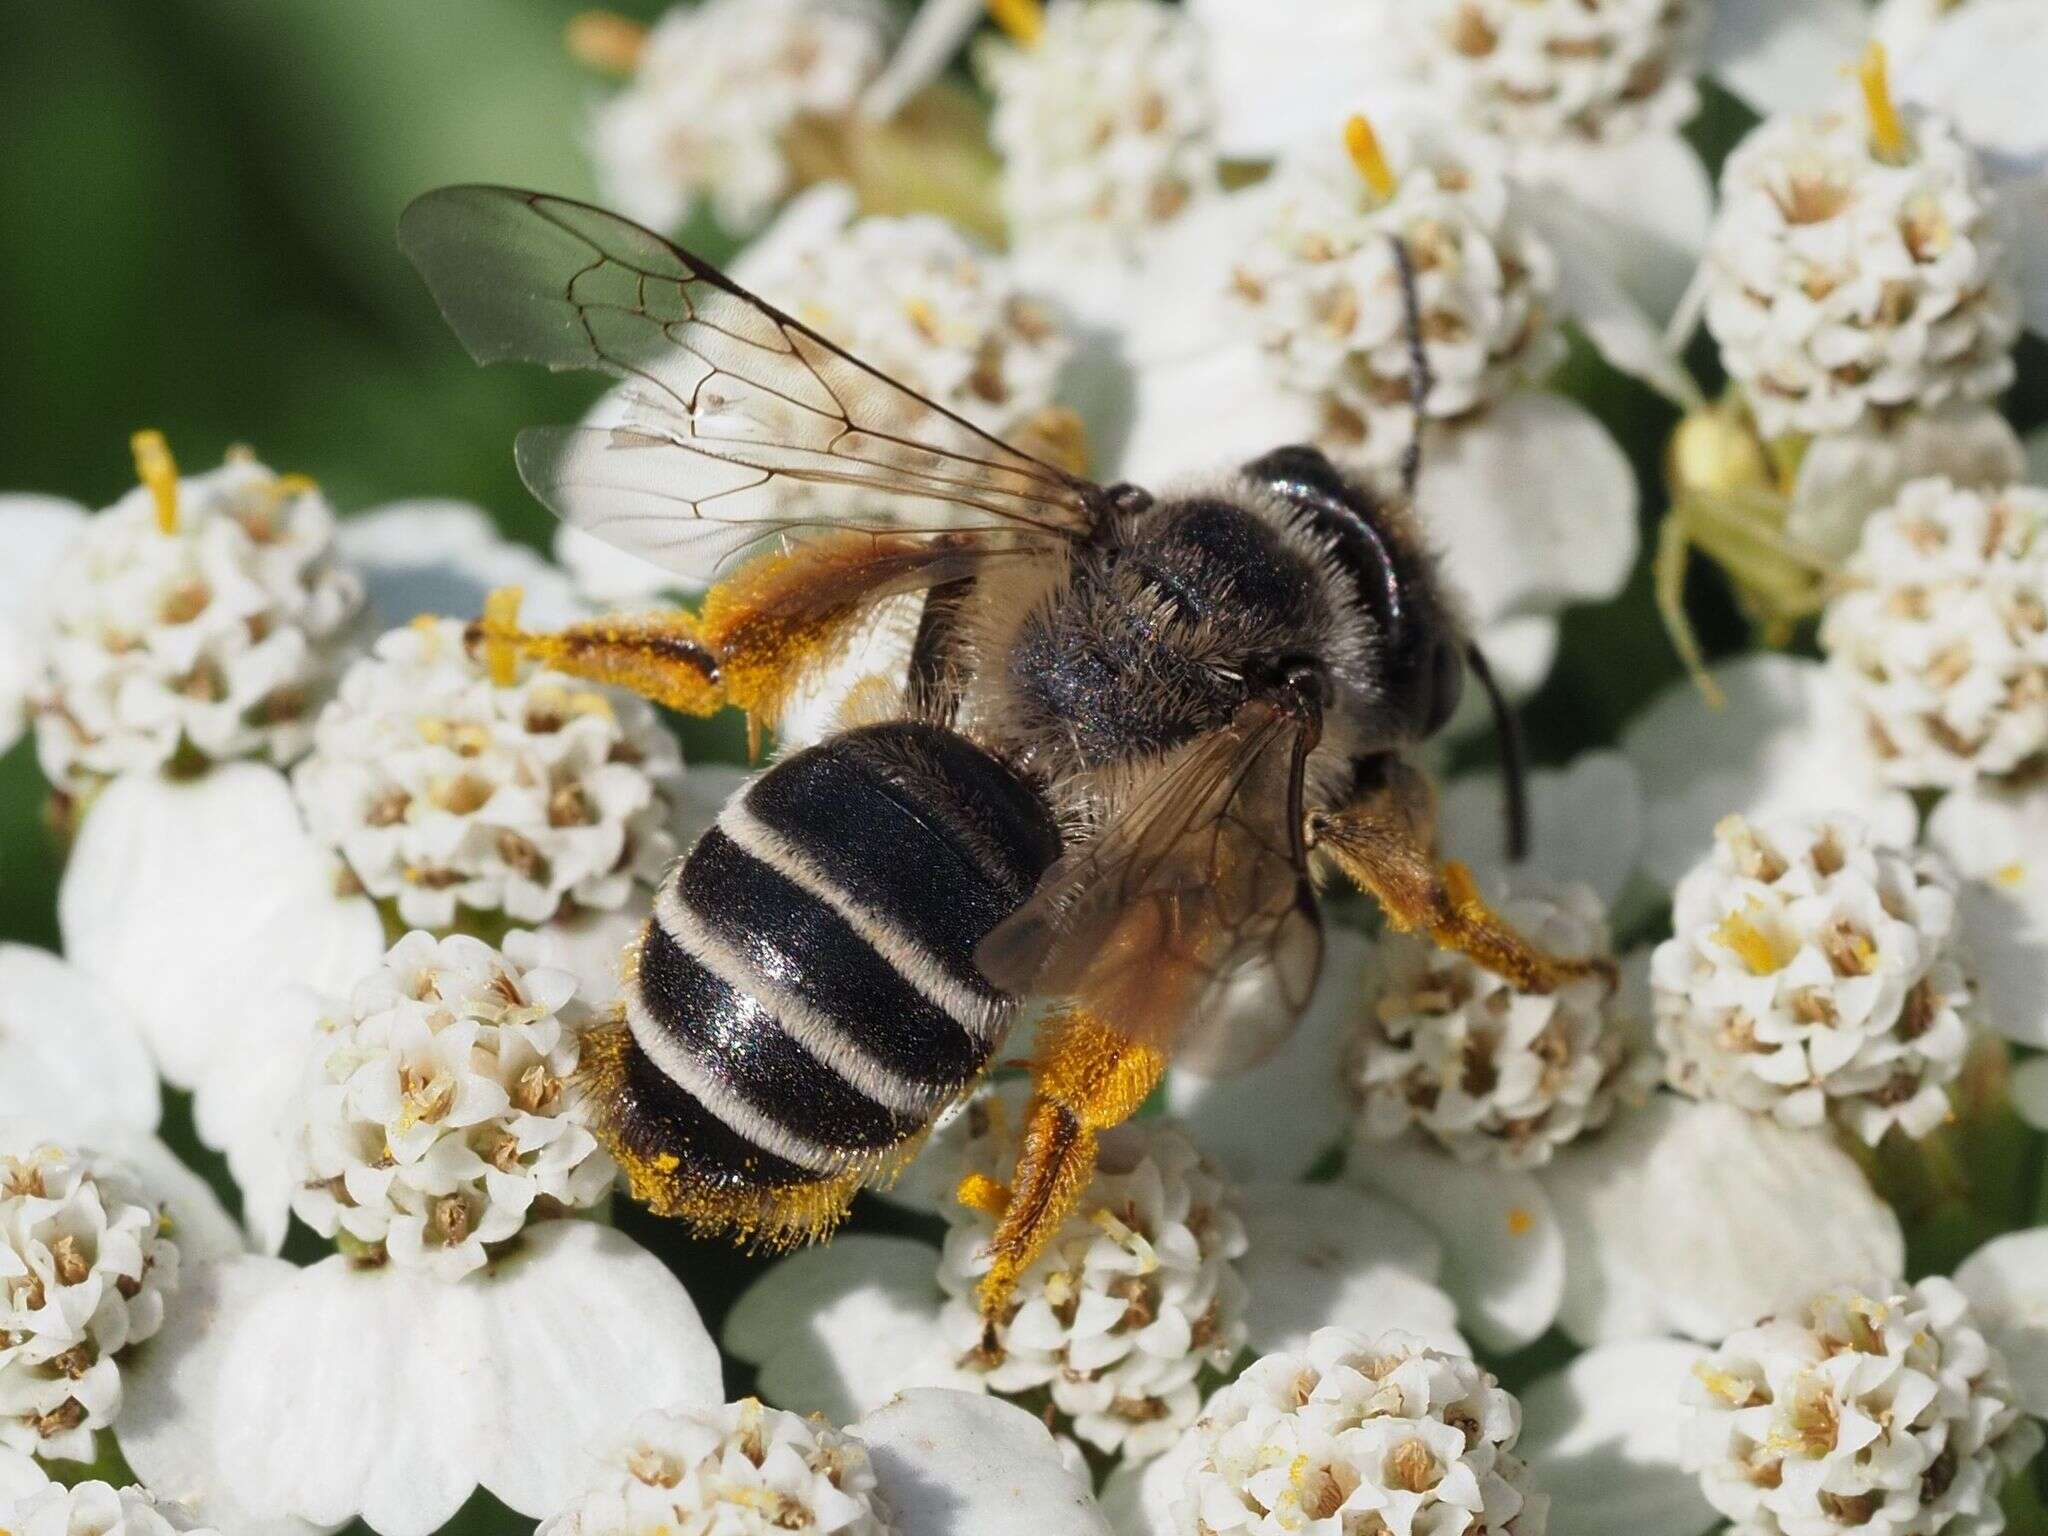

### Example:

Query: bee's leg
xmin=1311 ymin=758 xmax=1616 ymax=996
xmin=469 ymin=587 xmax=727 ymax=716
xmin=964 ymin=1007 xmax=1167 ymax=1333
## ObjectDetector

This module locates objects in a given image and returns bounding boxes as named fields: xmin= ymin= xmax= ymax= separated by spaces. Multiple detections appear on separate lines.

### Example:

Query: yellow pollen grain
xmin=956 ymin=1172 xmax=1012 ymax=1217
xmin=1506 ymin=1206 xmax=1534 ymax=1236
xmin=1857 ymin=43 xmax=1913 ymax=164
xmin=987 ymin=0 xmax=1044 ymax=47
xmin=1344 ymin=114 xmax=1399 ymax=204
xmin=131 ymin=429 xmax=181 ymax=535
xmin=1714 ymin=903 xmax=1791 ymax=976
xmin=565 ymin=9 xmax=647 ymax=74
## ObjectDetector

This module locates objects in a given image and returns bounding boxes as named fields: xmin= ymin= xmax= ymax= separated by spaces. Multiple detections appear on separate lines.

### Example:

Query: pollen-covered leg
xmin=971 ymin=1008 xmax=1166 ymax=1328
xmin=469 ymin=586 xmax=725 ymax=716
xmin=1312 ymin=759 xmax=1616 ymax=996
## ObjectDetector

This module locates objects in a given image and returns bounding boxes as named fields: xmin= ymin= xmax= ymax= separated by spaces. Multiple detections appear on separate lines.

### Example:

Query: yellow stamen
xmin=564 ymin=10 xmax=646 ymax=75
xmin=130 ymin=429 xmax=180 ymax=535
xmin=987 ymin=0 xmax=1044 ymax=46
xmin=1344 ymin=113 xmax=1399 ymax=204
xmin=479 ymin=587 xmax=527 ymax=688
xmin=1506 ymin=1206 xmax=1534 ymax=1237
xmin=1857 ymin=43 xmax=1912 ymax=164
xmin=1713 ymin=903 xmax=1791 ymax=976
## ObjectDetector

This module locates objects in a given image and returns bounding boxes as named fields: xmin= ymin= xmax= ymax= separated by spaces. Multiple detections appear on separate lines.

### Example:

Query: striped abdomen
xmin=589 ymin=721 xmax=1060 ymax=1244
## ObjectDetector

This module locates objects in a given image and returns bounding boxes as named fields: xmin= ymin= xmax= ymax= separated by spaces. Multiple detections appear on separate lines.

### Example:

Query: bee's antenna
xmin=1464 ymin=642 xmax=1529 ymax=862
xmin=1389 ymin=233 xmax=1432 ymax=504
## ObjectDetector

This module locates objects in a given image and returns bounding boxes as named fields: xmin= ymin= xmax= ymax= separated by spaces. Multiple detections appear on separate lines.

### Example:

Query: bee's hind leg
xmin=469 ymin=586 xmax=727 ymax=716
xmin=1311 ymin=757 xmax=1615 ymax=996
xmin=962 ymin=1008 xmax=1167 ymax=1336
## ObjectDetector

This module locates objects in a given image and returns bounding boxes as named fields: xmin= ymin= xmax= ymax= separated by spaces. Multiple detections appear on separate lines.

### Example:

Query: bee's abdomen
xmin=594 ymin=722 xmax=1059 ymax=1244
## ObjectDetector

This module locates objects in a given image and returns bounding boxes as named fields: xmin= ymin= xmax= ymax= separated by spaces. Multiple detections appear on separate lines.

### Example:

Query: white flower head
xmin=1231 ymin=118 xmax=1565 ymax=478
xmin=290 ymin=930 xmax=616 ymax=1279
xmin=541 ymin=1399 xmax=891 ymax=1536
xmin=0 ymin=1126 xmax=178 ymax=1464
xmin=1396 ymin=0 xmax=1705 ymax=147
xmin=292 ymin=617 xmax=682 ymax=931
xmin=935 ymin=1092 xmax=1249 ymax=1458
xmin=1685 ymin=1278 xmax=2044 ymax=1536
xmin=1351 ymin=875 xmax=1658 ymax=1170
xmin=1820 ymin=477 xmax=2048 ymax=791
xmin=979 ymin=0 xmax=1218 ymax=255
xmin=1654 ymin=814 xmax=1974 ymax=1144
xmin=1169 ymin=1325 xmax=1547 ymax=1536
xmin=1 ymin=1483 xmax=216 ymax=1536
xmin=1703 ymin=100 xmax=2021 ymax=441
xmin=587 ymin=0 xmax=889 ymax=233
xmin=30 ymin=447 xmax=363 ymax=795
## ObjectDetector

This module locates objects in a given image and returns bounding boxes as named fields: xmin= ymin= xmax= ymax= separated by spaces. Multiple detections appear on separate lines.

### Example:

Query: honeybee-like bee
xmin=399 ymin=185 xmax=1604 ymax=1324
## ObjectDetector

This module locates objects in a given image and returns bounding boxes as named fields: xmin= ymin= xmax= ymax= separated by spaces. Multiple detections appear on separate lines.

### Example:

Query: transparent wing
xmin=978 ymin=697 xmax=1325 ymax=1076
xmin=398 ymin=185 xmax=1099 ymax=584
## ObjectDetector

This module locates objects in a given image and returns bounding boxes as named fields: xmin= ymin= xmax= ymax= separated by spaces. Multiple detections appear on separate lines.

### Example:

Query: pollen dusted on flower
xmin=0 ymin=1127 xmax=179 ymax=1466
xmin=935 ymin=1092 xmax=1250 ymax=1459
xmin=1230 ymin=120 xmax=1565 ymax=479
xmin=1820 ymin=477 xmax=2048 ymax=790
xmin=1701 ymin=93 xmax=2021 ymax=441
xmin=290 ymin=617 xmax=682 ymax=931
xmin=1 ymin=1481 xmax=218 ymax=1536
xmin=1684 ymin=1279 xmax=2043 ymax=1536
xmin=1653 ymin=814 xmax=1974 ymax=1144
xmin=1351 ymin=875 xmax=1658 ymax=1170
xmin=538 ymin=1399 xmax=895 ymax=1536
xmin=1170 ymin=1325 xmax=1547 ymax=1536
xmin=978 ymin=0 xmax=1219 ymax=254
xmin=290 ymin=930 xmax=616 ymax=1280
xmin=585 ymin=0 xmax=890 ymax=233
xmin=28 ymin=446 xmax=364 ymax=796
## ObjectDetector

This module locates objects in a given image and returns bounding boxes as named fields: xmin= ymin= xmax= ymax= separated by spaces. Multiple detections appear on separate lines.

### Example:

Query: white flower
xmin=291 ymin=618 xmax=682 ymax=931
xmin=1876 ymin=0 xmax=2048 ymax=166
xmin=0 ymin=947 xmax=159 ymax=1138
xmin=1683 ymin=1279 xmax=2043 ymax=1536
xmin=1702 ymin=102 xmax=2021 ymax=442
xmin=0 ymin=496 xmax=88 ymax=757
xmin=1820 ymin=478 xmax=2048 ymax=791
xmin=978 ymin=0 xmax=1218 ymax=258
xmin=1351 ymin=874 xmax=1658 ymax=1170
xmin=290 ymin=931 xmax=616 ymax=1280
xmin=588 ymin=0 xmax=889 ymax=233
xmin=119 ymin=1220 xmax=722 ymax=1536
xmin=544 ymin=1391 xmax=1112 ymax=1536
xmin=335 ymin=501 xmax=587 ymax=633
xmin=1135 ymin=1327 xmax=1547 ymax=1536
xmin=28 ymin=452 xmax=364 ymax=795
xmin=1654 ymin=813 xmax=1974 ymax=1144
xmin=0 ymin=1482 xmax=217 ymax=1536
xmin=1925 ymin=783 xmax=2048 ymax=1048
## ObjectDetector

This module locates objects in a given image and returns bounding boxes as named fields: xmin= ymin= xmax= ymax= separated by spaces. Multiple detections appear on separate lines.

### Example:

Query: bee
xmin=399 ymin=185 xmax=1605 ymax=1324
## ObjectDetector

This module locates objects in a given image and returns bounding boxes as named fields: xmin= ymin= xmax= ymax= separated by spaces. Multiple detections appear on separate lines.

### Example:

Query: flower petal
xmin=1117 ymin=333 xmax=1319 ymax=489
xmin=1164 ymin=928 xmax=1366 ymax=1184
xmin=1519 ymin=1340 xmax=1717 ymax=1536
xmin=1790 ymin=408 xmax=2025 ymax=564
xmin=1238 ymin=1182 xmax=1461 ymax=1356
xmin=1704 ymin=0 xmax=1870 ymax=119
xmin=0 ymin=944 xmax=160 ymax=1133
xmin=855 ymin=1389 xmax=1112 ymax=1536
xmin=1895 ymin=0 xmax=2048 ymax=163
xmin=1417 ymin=394 xmax=1638 ymax=630
xmin=1182 ymin=0 xmax=1408 ymax=160
xmin=725 ymin=1235 xmax=965 ymax=1423
xmin=1622 ymin=655 xmax=1917 ymax=888
xmin=1472 ymin=614 xmax=1560 ymax=704
xmin=1953 ymin=1227 xmax=2048 ymax=1417
xmin=0 ymin=1446 xmax=49 ymax=1502
xmin=2011 ymin=1057 xmax=2048 ymax=1131
xmin=1347 ymin=1140 xmax=1565 ymax=1352
xmin=59 ymin=763 xmax=384 ymax=1090
xmin=1924 ymin=783 xmax=2048 ymax=1047
xmin=190 ymin=986 xmax=326 ymax=1254
xmin=0 ymin=495 xmax=88 ymax=751
xmin=337 ymin=501 xmax=585 ymax=631
xmin=1543 ymin=1096 xmax=1904 ymax=1345
xmin=1440 ymin=752 xmax=1645 ymax=914
xmin=90 ymin=1126 xmax=245 ymax=1263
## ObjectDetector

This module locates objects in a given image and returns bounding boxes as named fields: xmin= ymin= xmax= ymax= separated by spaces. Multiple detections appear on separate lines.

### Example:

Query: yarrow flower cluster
xmin=1821 ymin=477 xmax=2048 ymax=790
xmin=0 ymin=1128 xmax=177 ymax=1464
xmin=588 ymin=0 xmax=889 ymax=233
xmin=2 ymin=1483 xmax=215 ymax=1536
xmin=1169 ymin=1326 xmax=1546 ymax=1536
xmin=29 ymin=451 xmax=363 ymax=796
xmin=978 ymin=0 xmax=1218 ymax=253
xmin=1231 ymin=127 xmax=1565 ymax=476
xmin=1685 ymin=1279 xmax=2043 ymax=1536
xmin=290 ymin=930 xmax=615 ymax=1279
xmin=1396 ymin=0 xmax=1705 ymax=146
xmin=1350 ymin=876 xmax=1655 ymax=1169
xmin=291 ymin=618 xmax=681 ymax=930
xmin=937 ymin=1096 xmax=1249 ymax=1458
xmin=1653 ymin=814 xmax=1973 ymax=1144
xmin=538 ymin=1400 xmax=891 ymax=1536
xmin=1702 ymin=103 xmax=2020 ymax=440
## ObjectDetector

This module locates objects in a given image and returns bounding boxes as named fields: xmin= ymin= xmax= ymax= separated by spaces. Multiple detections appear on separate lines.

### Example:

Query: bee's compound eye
xmin=1423 ymin=637 xmax=1465 ymax=737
